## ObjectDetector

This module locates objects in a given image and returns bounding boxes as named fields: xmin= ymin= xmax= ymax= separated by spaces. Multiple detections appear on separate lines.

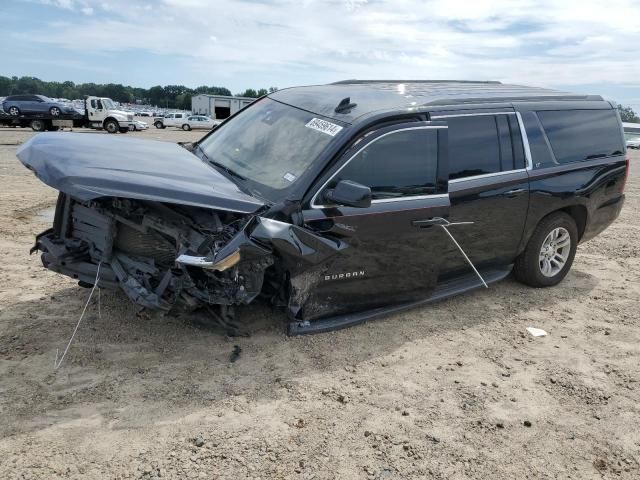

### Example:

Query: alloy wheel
xmin=539 ymin=227 xmax=571 ymax=277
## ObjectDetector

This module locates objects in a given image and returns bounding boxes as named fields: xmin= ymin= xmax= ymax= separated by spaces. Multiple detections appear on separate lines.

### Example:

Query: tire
xmin=8 ymin=106 xmax=20 ymax=116
xmin=154 ymin=121 xmax=163 ymax=129
xmin=104 ymin=119 xmax=119 ymax=134
xmin=49 ymin=106 xmax=61 ymax=116
xmin=513 ymin=212 xmax=578 ymax=288
xmin=182 ymin=124 xmax=191 ymax=131
xmin=30 ymin=119 xmax=46 ymax=132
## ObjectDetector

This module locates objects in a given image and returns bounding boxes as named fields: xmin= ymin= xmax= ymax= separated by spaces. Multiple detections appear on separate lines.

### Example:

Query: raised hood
xmin=17 ymin=133 xmax=265 ymax=213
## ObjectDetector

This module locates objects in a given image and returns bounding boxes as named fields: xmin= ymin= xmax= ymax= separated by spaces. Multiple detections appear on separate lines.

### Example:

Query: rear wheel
xmin=8 ymin=106 xmax=20 ymax=116
xmin=30 ymin=119 xmax=46 ymax=132
xmin=104 ymin=119 xmax=119 ymax=134
xmin=514 ymin=212 xmax=578 ymax=287
xmin=182 ymin=124 xmax=191 ymax=131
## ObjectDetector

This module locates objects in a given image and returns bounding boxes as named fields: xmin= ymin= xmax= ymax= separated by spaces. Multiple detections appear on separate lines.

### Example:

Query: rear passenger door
xmin=431 ymin=111 xmax=530 ymax=275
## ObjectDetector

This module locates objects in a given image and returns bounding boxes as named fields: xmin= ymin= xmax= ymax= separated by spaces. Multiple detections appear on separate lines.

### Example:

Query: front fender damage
xmin=35 ymin=196 xmax=347 ymax=330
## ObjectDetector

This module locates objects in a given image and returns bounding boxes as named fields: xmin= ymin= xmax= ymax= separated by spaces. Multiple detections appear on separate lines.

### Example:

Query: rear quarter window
xmin=537 ymin=110 xmax=624 ymax=164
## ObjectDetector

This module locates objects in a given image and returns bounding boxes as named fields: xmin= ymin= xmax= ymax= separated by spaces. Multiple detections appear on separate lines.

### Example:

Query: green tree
xmin=617 ymin=104 xmax=639 ymax=123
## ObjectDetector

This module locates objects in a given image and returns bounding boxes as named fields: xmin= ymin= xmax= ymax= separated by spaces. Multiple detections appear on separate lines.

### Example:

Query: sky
xmin=1 ymin=0 xmax=640 ymax=111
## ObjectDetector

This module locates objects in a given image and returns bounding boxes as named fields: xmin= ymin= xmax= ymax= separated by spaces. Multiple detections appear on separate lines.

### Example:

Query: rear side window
xmin=332 ymin=128 xmax=439 ymax=200
xmin=446 ymin=116 xmax=501 ymax=179
xmin=537 ymin=110 xmax=624 ymax=164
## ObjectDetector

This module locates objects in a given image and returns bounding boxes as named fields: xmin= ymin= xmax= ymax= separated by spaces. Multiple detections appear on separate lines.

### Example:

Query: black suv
xmin=18 ymin=80 xmax=628 ymax=335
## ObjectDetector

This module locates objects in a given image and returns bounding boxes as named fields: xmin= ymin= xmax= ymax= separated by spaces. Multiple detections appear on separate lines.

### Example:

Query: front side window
xmin=537 ymin=110 xmax=624 ymax=164
xmin=447 ymin=116 xmax=501 ymax=179
xmin=328 ymin=128 xmax=439 ymax=200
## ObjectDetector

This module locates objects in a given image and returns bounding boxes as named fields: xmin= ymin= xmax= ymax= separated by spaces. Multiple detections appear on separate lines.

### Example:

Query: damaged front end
xmin=34 ymin=193 xmax=347 ymax=331
xmin=35 ymin=194 xmax=275 ymax=316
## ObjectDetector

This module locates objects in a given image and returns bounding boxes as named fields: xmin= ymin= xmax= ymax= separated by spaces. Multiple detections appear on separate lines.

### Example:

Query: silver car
xmin=181 ymin=115 xmax=222 ymax=131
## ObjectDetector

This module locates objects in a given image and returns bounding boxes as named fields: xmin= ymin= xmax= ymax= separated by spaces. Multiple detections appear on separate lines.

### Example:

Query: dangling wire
xmin=54 ymin=261 xmax=102 ymax=369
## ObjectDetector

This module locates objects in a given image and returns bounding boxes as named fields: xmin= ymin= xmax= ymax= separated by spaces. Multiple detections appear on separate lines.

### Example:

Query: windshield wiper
xmin=194 ymin=144 xmax=247 ymax=181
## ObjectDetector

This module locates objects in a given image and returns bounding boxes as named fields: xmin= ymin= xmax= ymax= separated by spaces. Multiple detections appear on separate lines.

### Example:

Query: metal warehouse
xmin=191 ymin=94 xmax=255 ymax=119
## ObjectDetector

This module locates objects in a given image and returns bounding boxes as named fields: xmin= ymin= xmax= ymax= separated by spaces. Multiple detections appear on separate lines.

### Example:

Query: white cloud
xmin=15 ymin=0 xmax=640 ymax=92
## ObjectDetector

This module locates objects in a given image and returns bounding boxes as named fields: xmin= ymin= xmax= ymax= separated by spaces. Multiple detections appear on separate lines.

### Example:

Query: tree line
xmin=0 ymin=76 xmax=277 ymax=110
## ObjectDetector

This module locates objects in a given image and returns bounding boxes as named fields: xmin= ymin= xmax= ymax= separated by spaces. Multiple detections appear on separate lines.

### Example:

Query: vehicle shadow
xmin=0 ymin=267 xmax=599 ymax=436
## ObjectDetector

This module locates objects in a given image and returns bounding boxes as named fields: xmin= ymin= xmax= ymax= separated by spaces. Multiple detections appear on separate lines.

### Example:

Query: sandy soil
xmin=0 ymin=123 xmax=639 ymax=480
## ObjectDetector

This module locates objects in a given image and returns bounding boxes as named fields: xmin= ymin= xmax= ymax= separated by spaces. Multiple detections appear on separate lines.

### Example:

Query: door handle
xmin=503 ymin=188 xmax=526 ymax=197
xmin=412 ymin=217 xmax=449 ymax=228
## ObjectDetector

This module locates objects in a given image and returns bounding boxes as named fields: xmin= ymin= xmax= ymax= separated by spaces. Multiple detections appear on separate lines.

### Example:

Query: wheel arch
xmin=102 ymin=117 xmax=120 ymax=128
xmin=559 ymin=205 xmax=588 ymax=241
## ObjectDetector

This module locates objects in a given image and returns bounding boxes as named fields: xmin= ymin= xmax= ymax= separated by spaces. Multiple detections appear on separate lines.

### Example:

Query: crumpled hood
xmin=17 ymin=133 xmax=265 ymax=213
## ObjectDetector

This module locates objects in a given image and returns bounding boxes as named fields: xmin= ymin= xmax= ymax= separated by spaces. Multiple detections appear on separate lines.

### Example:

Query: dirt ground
xmin=0 ymin=122 xmax=638 ymax=480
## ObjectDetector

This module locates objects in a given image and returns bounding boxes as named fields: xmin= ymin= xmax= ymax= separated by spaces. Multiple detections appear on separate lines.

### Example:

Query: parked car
xmin=16 ymin=81 xmax=628 ymax=335
xmin=180 ymin=115 xmax=221 ymax=131
xmin=626 ymin=137 xmax=640 ymax=149
xmin=153 ymin=112 xmax=191 ymax=129
xmin=132 ymin=120 xmax=149 ymax=131
xmin=1 ymin=94 xmax=76 ymax=117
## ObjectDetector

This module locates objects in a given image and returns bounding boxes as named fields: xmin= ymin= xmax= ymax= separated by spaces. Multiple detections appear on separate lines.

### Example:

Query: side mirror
xmin=324 ymin=180 xmax=372 ymax=208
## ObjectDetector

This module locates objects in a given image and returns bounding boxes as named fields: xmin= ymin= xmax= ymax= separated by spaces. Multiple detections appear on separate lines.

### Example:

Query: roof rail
xmin=331 ymin=79 xmax=502 ymax=85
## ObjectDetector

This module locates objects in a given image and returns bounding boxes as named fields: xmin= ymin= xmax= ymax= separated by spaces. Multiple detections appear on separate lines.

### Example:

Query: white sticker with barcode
xmin=305 ymin=118 xmax=343 ymax=136
xmin=283 ymin=172 xmax=296 ymax=182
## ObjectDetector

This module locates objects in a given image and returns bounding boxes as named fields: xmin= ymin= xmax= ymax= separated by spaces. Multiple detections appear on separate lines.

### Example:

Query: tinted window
xmin=508 ymin=115 xmax=526 ymax=169
xmin=537 ymin=110 xmax=624 ymax=164
xmin=521 ymin=111 xmax=555 ymax=169
xmin=331 ymin=128 xmax=439 ymax=200
xmin=447 ymin=116 xmax=501 ymax=179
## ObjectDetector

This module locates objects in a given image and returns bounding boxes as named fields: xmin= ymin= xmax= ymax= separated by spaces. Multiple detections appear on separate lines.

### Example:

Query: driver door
xmin=301 ymin=121 xmax=455 ymax=320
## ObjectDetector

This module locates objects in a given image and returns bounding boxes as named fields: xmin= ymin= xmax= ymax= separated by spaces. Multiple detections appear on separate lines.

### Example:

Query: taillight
xmin=621 ymin=155 xmax=630 ymax=193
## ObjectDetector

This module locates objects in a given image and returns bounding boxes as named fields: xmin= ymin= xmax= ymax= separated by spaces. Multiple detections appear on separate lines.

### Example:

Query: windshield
xmin=197 ymin=98 xmax=342 ymax=198
xmin=102 ymin=98 xmax=115 ymax=109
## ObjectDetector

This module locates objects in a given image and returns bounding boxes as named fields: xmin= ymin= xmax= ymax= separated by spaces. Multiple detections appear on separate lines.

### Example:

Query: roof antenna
xmin=334 ymin=97 xmax=357 ymax=114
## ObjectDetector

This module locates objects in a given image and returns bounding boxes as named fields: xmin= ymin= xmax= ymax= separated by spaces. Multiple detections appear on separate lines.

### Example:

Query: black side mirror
xmin=324 ymin=180 xmax=372 ymax=208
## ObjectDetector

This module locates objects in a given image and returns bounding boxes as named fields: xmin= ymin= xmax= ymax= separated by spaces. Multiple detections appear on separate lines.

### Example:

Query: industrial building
xmin=191 ymin=94 xmax=255 ymax=119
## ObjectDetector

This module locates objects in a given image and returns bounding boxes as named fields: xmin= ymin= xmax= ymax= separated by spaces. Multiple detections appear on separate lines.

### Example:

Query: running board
xmin=287 ymin=265 xmax=512 ymax=336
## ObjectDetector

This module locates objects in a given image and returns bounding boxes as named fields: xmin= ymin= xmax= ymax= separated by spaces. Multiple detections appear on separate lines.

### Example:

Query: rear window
xmin=537 ymin=110 xmax=624 ymax=164
xmin=446 ymin=115 xmax=501 ymax=179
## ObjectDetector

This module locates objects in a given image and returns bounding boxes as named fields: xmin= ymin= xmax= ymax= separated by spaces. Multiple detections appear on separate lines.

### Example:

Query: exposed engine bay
xmin=33 ymin=193 xmax=347 ymax=332
xmin=36 ymin=195 xmax=272 ymax=311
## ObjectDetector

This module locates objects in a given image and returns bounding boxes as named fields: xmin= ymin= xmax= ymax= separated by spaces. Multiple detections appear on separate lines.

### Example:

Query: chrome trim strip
xmin=371 ymin=193 xmax=449 ymax=204
xmin=448 ymin=168 xmax=527 ymax=184
xmin=431 ymin=112 xmax=516 ymax=119
xmin=515 ymin=112 xmax=533 ymax=170
xmin=311 ymin=125 xmax=447 ymax=209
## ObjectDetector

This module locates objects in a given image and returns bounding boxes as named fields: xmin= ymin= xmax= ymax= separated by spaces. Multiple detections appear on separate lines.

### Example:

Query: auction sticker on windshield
xmin=305 ymin=118 xmax=343 ymax=137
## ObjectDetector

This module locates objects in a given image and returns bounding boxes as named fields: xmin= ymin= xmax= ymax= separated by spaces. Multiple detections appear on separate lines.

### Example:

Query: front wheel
xmin=104 ymin=119 xmax=119 ymax=134
xmin=182 ymin=124 xmax=191 ymax=131
xmin=154 ymin=121 xmax=164 ymax=129
xmin=49 ymin=106 xmax=61 ymax=116
xmin=513 ymin=212 xmax=578 ymax=287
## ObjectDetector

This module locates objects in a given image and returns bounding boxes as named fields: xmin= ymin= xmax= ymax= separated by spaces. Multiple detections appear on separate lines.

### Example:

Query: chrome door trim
xmin=431 ymin=111 xmax=516 ymax=119
xmin=515 ymin=111 xmax=533 ymax=170
xmin=448 ymin=168 xmax=527 ymax=185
